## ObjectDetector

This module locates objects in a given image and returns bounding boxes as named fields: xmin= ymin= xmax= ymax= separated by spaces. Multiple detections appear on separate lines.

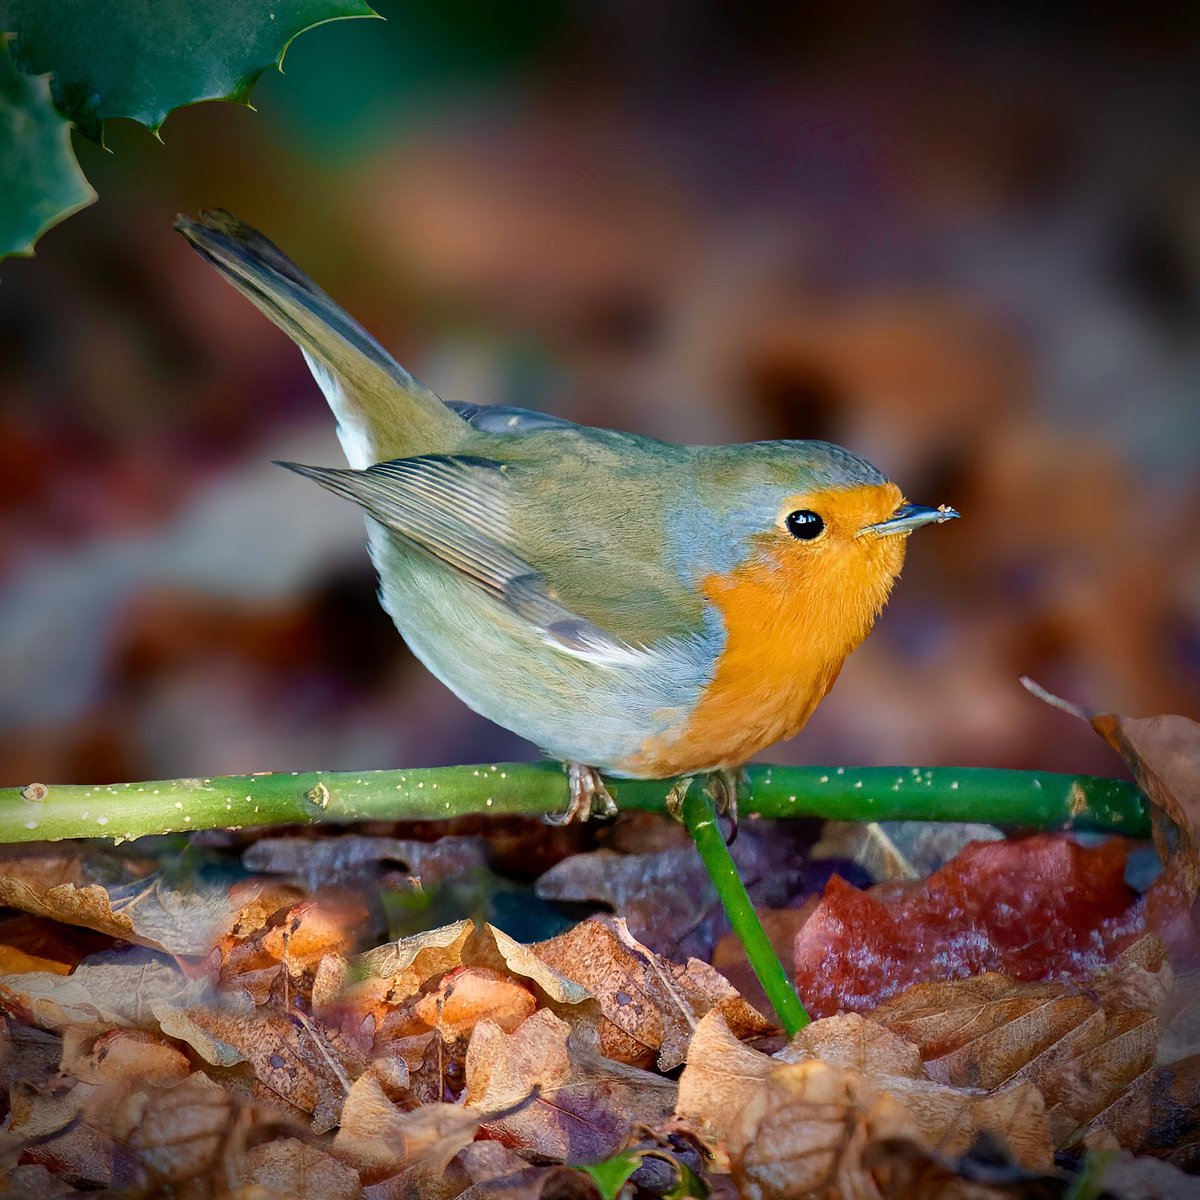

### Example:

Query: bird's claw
xmin=544 ymin=762 xmax=618 ymax=825
xmin=665 ymin=768 xmax=742 ymax=844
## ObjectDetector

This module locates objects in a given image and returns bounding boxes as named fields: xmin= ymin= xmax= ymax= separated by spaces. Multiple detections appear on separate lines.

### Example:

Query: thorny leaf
xmin=793 ymin=834 xmax=1140 ymax=1016
xmin=464 ymin=1007 xmax=676 ymax=1162
xmin=533 ymin=914 xmax=770 ymax=1070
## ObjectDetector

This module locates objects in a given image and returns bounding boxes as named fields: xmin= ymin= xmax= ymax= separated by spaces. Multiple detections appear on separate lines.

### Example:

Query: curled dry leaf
xmin=359 ymin=919 xmax=475 ymax=1003
xmin=793 ymin=834 xmax=1140 ymax=1016
xmin=334 ymin=1071 xmax=483 ymax=1191
xmin=533 ymin=914 xmax=770 ymax=1070
xmin=729 ymin=1058 xmax=919 ymax=1200
xmin=1 ymin=945 xmax=210 ymax=1032
xmin=0 ymin=846 xmax=239 ymax=957
xmin=464 ymin=1007 xmax=676 ymax=1163
xmin=678 ymin=1011 xmax=1051 ymax=1170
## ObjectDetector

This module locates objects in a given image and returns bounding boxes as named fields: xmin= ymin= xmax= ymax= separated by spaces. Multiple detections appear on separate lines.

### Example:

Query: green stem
xmin=679 ymin=783 xmax=809 ymax=1033
xmin=0 ymin=763 xmax=1147 ymax=845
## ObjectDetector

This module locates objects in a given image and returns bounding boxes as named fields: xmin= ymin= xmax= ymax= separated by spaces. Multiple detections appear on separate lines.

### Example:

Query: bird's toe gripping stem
xmin=545 ymin=762 xmax=619 ymax=825
xmin=665 ymin=767 xmax=743 ymax=843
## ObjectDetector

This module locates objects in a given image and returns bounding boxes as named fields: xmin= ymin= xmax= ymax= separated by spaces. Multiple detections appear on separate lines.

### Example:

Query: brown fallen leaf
xmin=359 ymin=918 xmax=475 ymax=1005
xmin=0 ymin=846 xmax=239 ymax=957
xmin=240 ymin=1136 xmax=364 ymax=1200
xmin=464 ymin=923 xmax=594 ymax=1017
xmin=533 ymin=914 xmax=770 ymax=1070
xmin=464 ymin=1007 xmax=676 ymax=1163
xmin=870 ymin=964 xmax=1162 ymax=1149
xmin=244 ymin=833 xmax=488 ymax=893
xmin=414 ymin=967 xmax=538 ymax=1039
xmin=675 ymin=1010 xmax=777 ymax=1137
xmin=333 ymin=1069 xmax=481 ymax=1181
xmin=729 ymin=1058 xmax=918 ymax=1200
xmin=260 ymin=894 xmax=371 ymax=976
xmin=1 ymin=945 xmax=210 ymax=1032
xmin=678 ymin=1011 xmax=1051 ymax=1168
xmin=156 ymin=992 xmax=365 ymax=1133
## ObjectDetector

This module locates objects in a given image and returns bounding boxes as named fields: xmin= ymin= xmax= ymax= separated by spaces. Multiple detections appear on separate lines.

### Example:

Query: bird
xmin=175 ymin=210 xmax=959 ymax=827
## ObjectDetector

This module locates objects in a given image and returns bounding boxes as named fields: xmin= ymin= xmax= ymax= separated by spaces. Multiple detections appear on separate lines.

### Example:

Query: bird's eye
xmin=786 ymin=510 xmax=825 ymax=541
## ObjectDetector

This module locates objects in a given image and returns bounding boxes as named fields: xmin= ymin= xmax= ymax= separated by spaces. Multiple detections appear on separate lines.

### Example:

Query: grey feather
xmin=277 ymin=457 xmax=646 ymax=667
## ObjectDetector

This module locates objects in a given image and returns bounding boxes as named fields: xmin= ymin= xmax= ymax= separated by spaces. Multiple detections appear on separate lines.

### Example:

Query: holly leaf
xmin=0 ymin=39 xmax=94 ymax=257
xmin=3 ymin=0 xmax=379 ymax=143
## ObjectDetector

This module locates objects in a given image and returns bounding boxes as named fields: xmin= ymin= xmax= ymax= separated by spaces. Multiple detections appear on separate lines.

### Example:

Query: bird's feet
xmin=665 ymin=767 xmax=743 ymax=843
xmin=544 ymin=762 xmax=619 ymax=825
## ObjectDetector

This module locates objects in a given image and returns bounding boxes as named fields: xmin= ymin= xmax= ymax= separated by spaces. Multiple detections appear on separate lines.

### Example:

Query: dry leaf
xmin=1 ymin=945 xmax=209 ymax=1031
xmin=414 ymin=967 xmax=538 ymax=1038
xmin=679 ymin=1011 xmax=1051 ymax=1168
xmin=729 ymin=1058 xmax=918 ymax=1200
xmin=359 ymin=919 xmax=474 ymax=1003
xmin=533 ymin=915 xmax=770 ymax=1070
xmin=870 ymin=968 xmax=1161 ymax=1148
xmin=793 ymin=834 xmax=1139 ymax=1016
xmin=156 ymin=992 xmax=364 ymax=1132
xmin=0 ymin=847 xmax=238 ymax=957
xmin=464 ymin=1007 xmax=676 ymax=1162
xmin=675 ymin=1010 xmax=779 ymax=1138
xmin=260 ymin=895 xmax=370 ymax=975
xmin=333 ymin=1070 xmax=481 ymax=1181
xmin=465 ymin=923 xmax=593 ymax=1014
xmin=241 ymin=1136 xmax=364 ymax=1200
xmin=244 ymin=833 xmax=488 ymax=892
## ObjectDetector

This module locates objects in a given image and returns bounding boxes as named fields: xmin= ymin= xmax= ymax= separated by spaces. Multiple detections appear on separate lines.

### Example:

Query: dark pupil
xmin=786 ymin=510 xmax=825 ymax=540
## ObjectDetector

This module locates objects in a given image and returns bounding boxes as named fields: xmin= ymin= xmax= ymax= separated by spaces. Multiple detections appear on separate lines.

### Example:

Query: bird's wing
xmin=279 ymin=455 xmax=681 ymax=669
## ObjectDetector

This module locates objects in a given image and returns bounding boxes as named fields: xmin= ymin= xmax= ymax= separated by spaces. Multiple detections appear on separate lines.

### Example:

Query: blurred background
xmin=2 ymin=2 xmax=1198 ymax=789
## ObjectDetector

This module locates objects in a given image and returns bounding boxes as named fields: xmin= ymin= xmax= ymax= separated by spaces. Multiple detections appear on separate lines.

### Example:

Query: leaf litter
xmin=0 ymin=700 xmax=1198 ymax=1195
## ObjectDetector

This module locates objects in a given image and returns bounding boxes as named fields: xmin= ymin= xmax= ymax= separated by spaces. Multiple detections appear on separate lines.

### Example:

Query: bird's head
xmin=680 ymin=441 xmax=958 ymax=654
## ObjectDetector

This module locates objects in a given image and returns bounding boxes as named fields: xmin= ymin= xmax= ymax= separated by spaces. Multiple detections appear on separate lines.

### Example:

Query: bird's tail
xmin=174 ymin=210 xmax=466 ymax=465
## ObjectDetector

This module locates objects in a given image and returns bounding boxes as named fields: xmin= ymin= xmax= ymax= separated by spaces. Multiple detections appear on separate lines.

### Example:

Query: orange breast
xmin=624 ymin=483 xmax=905 ymax=777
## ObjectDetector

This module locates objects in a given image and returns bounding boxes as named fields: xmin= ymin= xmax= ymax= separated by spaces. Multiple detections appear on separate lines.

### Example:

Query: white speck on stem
xmin=96 ymin=816 xmax=108 ymax=826
xmin=854 ymin=781 xmax=863 ymax=789
xmin=836 ymin=767 xmax=845 ymax=775
xmin=819 ymin=775 xmax=829 ymax=784
xmin=485 ymin=798 xmax=493 ymax=807
xmin=24 ymin=820 xmax=37 ymax=830
xmin=950 ymin=781 xmax=959 ymax=790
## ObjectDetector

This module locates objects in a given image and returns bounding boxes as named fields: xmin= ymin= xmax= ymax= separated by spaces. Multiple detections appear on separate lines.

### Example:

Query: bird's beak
xmin=856 ymin=502 xmax=960 ymax=538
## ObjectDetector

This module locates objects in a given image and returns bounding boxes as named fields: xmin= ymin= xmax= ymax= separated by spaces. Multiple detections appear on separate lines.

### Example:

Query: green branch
xmin=679 ymin=783 xmax=810 ymax=1033
xmin=0 ymin=763 xmax=1148 ymax=844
